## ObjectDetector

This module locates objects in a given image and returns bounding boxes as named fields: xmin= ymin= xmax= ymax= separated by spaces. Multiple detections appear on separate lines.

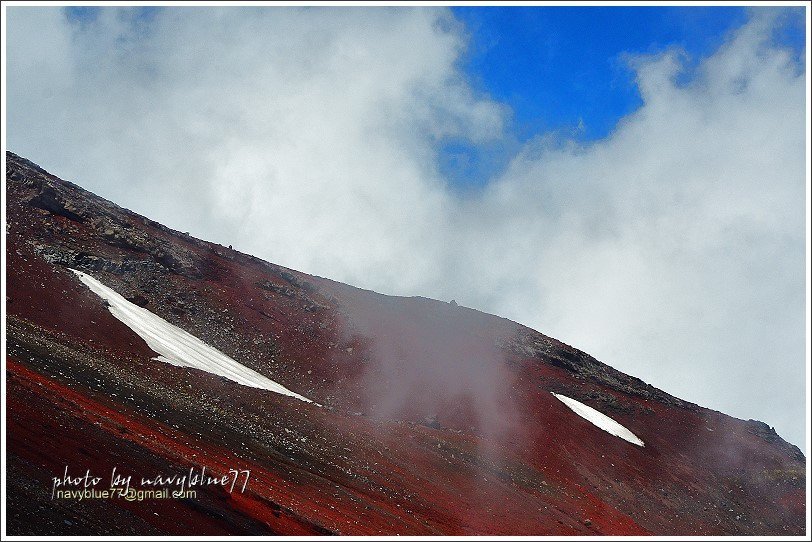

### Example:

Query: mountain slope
xmin=4 ymin=151 xmax=805 ymax=535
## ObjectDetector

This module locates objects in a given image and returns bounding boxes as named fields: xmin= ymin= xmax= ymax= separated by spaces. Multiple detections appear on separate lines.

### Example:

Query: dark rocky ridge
xmin=6 ymin=151 xmax=696 ymax=410
xmin=5 ymin=150 xmax=806 ymax=535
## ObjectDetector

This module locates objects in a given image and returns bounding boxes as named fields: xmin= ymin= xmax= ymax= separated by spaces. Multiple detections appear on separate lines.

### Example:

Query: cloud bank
xmin=5 ymin=7 xmax=807 ymax=449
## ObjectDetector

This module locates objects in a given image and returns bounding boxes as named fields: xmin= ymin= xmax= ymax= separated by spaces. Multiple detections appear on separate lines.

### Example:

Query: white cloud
xmin=5 ymin=7 xmax=807 ymax=450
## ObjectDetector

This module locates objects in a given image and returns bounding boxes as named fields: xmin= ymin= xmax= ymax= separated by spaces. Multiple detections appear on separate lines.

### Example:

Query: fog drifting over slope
xmin=6 ymin=7 xmax=807 ymax=450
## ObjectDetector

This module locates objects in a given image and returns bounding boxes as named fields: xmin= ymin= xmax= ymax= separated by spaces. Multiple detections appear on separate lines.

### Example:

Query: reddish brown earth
xmin=4 ymin=150 xmax=806 ymax=535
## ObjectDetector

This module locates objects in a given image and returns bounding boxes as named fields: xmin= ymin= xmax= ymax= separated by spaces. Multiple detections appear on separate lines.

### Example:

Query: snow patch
xmin=552 ymin=392 xmax=644 ymax=447
xmin=69 ymin=268 xmax=314 ymax=403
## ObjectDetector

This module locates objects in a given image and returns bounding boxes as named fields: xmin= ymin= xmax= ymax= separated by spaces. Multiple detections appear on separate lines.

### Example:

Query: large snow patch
xmin=70 ymin=268 xmax=313 ymax=403
xmin=552 ymin=392 xmax=644 ymax=447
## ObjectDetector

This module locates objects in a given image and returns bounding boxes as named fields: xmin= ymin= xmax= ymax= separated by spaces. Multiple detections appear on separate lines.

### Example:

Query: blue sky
xmin=442 ymin=6 xmax=805 ymax=187
xmin=60 ymin=6 xmax=805 ymax=189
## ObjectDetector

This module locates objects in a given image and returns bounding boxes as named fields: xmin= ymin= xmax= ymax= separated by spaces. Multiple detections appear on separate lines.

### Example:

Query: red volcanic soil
xmin=4 ymin=151 xmax=806 ymax=535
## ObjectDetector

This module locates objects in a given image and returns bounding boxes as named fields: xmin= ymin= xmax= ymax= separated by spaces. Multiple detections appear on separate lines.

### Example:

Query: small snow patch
xmin=69 ymin=268 xmax=313 ymax=403
xmin=552 ymin=392 xmax=644 ymax=447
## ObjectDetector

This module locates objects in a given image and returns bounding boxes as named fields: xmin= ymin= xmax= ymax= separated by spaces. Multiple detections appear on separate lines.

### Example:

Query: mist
xmin=5 ymin=7 xmax=807 ymax=450
xmin=329 ymin=289 xmax=522 ymax=442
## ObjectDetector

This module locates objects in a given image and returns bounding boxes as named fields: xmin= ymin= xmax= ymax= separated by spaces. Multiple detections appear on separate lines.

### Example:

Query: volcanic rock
xmin=4 ymin=151 xmax=806 ymax=536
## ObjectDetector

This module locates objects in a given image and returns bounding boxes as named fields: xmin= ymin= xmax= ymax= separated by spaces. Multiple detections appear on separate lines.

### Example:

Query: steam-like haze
xmin=5 ymin=7 xmax=807 ymax=450
xmin=330 ymin=288 xmax=522 ymax=442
